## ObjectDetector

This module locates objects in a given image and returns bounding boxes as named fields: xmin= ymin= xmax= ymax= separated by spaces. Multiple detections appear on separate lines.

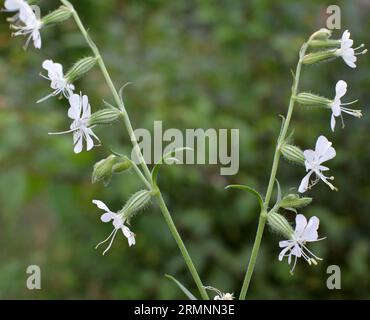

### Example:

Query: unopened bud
xmin=121 ymin=190 xmax=152 ymax=220
xmin=310 ymin=28 xmax=332 ymax=41
xmin=89 ymin=108 xmax=122 ymax=126
xmin=92 ymin=155 xmax=117 ymax=186
xmin=295 ymin=93 xmax=332 ymax=107
xmin=92 ymin=155 xmax=132 ymax=186
xmin=65 ymin=57 xmax=97 ymax=83
xmin=302 ymin=50 xmax=336 ymax=65
xmin=112 ymin=161 xmax=132 ymax=173
xmin=279 ymin=194 xmax=312 ymax=209
xmin=267 ymin=212 xmax=294 ymax=238
xmin=41 ymin=6 xmax=72 ymax=26
xmin=281 ymin=144 xmax=305 ymax=165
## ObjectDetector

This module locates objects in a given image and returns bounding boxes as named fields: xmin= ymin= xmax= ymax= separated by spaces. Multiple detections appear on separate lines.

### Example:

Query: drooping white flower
xmin=279 ymin=214 xmax=323 ymax=274
xmin=204 ymin=286 xmax=234 ymax=300
xmin=37 ymin=59 xmax=75 ymax=103
xmin=11 ymin=5 xmax=42 ymax=49
xmin=334 ymin=30 xmax=367 ymax=68
xmin=298 ymin=135 xmax=336 ymax=193
xmin=3 ymin=0 xmax=30 ymax=23
xmin=329 ymin=80 xmax=362 ymax=131
xmin=48 ymin=93 xmax=100 ymax=154
xmin=93 ymin=200 xmax=136 ymax=255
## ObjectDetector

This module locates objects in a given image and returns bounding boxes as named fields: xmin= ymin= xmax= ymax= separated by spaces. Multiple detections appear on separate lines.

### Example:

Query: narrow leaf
xmin=275 ymin=179 xmax=282 ymax=203
xmin=225 ymin=184 xmax=264 ymax=211
xmin=165 ymin=274 xmax=197 ymax=300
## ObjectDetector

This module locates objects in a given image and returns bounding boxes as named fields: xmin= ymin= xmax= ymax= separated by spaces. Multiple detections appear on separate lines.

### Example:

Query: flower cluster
xmin=268 ymin=29 xmax=366 ymax=272
xmin=2 ymin=1 xmax=145 ymax=255
xmin=5 ymin=0 xmax=42 ymax=49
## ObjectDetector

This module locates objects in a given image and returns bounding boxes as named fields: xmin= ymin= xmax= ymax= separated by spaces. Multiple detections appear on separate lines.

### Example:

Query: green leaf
xmin=165 ymin=274 xmax=197 ymax=300
xmin=151 ymin=147 xmax=192 ymax=186
xmin=275 ymin=179 xmax=282 ymax=203
xmin=225 ymin=184 xmax=264 ymax=212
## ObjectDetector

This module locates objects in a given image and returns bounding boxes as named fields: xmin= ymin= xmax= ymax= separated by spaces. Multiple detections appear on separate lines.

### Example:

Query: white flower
xmin=11 ymin=5 xmax=42 ymax=49
xmin=335 ymin=30 xmax=367 ymax=68
xmin=330 ymin=80 xmax=362 ymax=131
xmin=48 ymin=94 xmax=100 ymax=153
xmin=37 ymin=59 xmax=75 ymax=103
xmin=204 ymin=286 xmax=234 ymax=300
xmin=93 ymin=200 xmax=136 ymax=255
xmin=3 ymin=0 xmax=30 ymax=23
xmin=279 ymin=214 xmax=323 ymax=274
xmin=298 ymin=135 xmax=336 ymax=193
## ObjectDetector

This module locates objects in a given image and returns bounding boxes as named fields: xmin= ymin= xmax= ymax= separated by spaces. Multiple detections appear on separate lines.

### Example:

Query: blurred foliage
xmin=1 ymin=0 xmax=370 ymax=299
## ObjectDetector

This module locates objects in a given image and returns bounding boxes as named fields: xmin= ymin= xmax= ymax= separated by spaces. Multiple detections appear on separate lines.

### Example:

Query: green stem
xmin=239 ymin=41 xmax=309 ymax=300
xmin=61 ymin=0 xmax=209 ymax=300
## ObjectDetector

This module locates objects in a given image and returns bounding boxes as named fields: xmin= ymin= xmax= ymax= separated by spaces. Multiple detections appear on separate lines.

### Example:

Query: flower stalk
xmin=59 ymin=0 xmax=209 ymax=300
xmin=238 ymin=39 xmax=311 ymax=300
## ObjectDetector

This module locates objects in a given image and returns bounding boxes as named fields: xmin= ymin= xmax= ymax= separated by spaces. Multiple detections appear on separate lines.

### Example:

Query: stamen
xmin=95 ymin=229 xmax=116 ymax=249
xmin=102 ymin=228 xmax=119 ymax=255
xmin=340 ymin=99 xmax=358 ymax=106
xmin=48 ymin=127 xmax=80 ymax=135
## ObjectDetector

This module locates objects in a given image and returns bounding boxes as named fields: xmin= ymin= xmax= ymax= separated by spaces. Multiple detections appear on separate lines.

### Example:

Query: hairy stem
xmin=60 ymin=0 xmax=209 ymax=300
xmin=239 ymin=41 xmax=309 ymax=300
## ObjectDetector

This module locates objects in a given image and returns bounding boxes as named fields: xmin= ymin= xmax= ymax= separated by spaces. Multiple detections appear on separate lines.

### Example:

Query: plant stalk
xmin=60 ymin=0 xmax=209 ymax=300
xmin=239 ymin=41 xmax=309 ymax=300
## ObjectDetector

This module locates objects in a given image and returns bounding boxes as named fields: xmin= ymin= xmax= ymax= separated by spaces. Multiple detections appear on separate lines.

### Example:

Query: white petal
xmin=122 ymin=226 xmax=136 ymax=246
xmin=73 ymin=131 xmax=83 ymax=153
xmin=303 ymin=149 xmax=315 ymax=164
xmin=335 ymin=80 xmax=347 ymax=99
xmin=92 ymin=200 xmax=111 ymax=212
xmin=298 ymin=171 xmax=312 ymax=193
xmin=315 ymin=135 xmax=331 ymax=158
xmin=68 ymin=94 xmax=82 ymax=119
xmin=331 ymin=100 xmax=341 ymax=117
xmin=83 ymin=128 xmax=94 ymax=151
xmin=301 ymin=216 xmax=320 ymax=242
xmin=100 ymin=212 xmax=115 ymax=223
xmin=279 ymin=240 xmax=291 ymax=248
xmin=342 ymin=30 xmax=350 ymax=42
xmin=319 ymin=146 xmax=336 ymax=163
xmin=294 ymin=214 xmax=307 ymax=237
xmin=5 ymin=0 xmax=27 ymax=11
xmin=331 ymin=114 xmax=336 ymax=132
xmin=278 ymin=245 xmax=291 ymax=261
xmin=42 ymin=59 xmax=53 ymax=71
xmin=291 ymin=245 xmax=302 ymax=258
xmin=32 ymin=30 xmax=41 ymax=49
xmin=81 ymin=95 xmax=91 ymax=118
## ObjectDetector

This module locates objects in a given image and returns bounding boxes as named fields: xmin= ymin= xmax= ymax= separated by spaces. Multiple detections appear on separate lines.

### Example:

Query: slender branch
xmin=239 ymin=41 xmax=309 ymax=300
xmin=60 ymin=0 xmax=209 ymax=300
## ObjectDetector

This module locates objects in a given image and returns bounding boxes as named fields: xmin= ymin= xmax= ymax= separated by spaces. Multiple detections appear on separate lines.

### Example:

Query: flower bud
xmin=41 ymin=6 xmax=72 ymax=26
xmin=279 ymin=194 xmax=312 ymax=209
xmin=65 ymin=57 xmax=98 ymax=83
xmin=295 ymin=93 xmax=332 ymax=107
xmin=121 ymin=190 xmax=152 ymax=219
xmin=310 ymin=28 xmax=332 ymax=41
xmin=92 ymin=155 xmax=132 ymax=186
xmin=267 ymin=212 xmax=294 ymax=238
xmin=301 ymin=50 xmax=336 ymax=65
xmin=112 ymin=161 xmax=132 ymax=173
xmin=92 ymin=155 xmax=117 ymax=186
xmin=89 ymin=108 xmax=122 ymax=126
xmin=281 ymin=144 xmax=305 ymax=165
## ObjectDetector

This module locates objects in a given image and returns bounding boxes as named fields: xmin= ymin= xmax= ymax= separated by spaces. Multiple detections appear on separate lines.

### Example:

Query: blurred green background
xmin=0 ymin=0 xmax=369 ymax=299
